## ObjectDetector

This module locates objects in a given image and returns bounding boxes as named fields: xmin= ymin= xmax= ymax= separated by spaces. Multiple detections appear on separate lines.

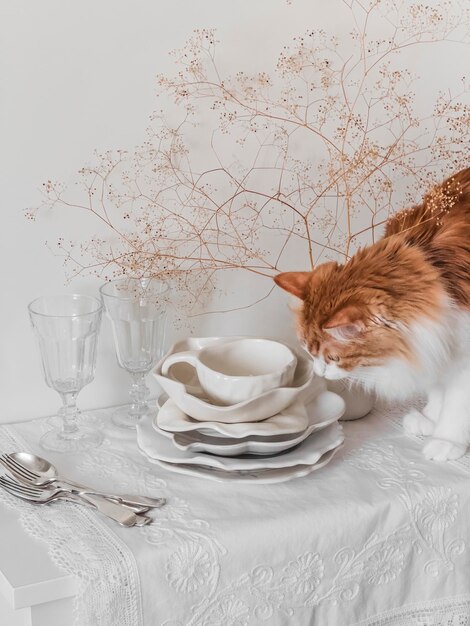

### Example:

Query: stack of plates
xmin=136 ymin=337 xmax=345 ymax=484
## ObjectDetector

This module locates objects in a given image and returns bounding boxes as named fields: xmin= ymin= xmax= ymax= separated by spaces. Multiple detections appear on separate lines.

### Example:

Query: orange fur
xmin=275 ymin=168 xmax=470 ymax=371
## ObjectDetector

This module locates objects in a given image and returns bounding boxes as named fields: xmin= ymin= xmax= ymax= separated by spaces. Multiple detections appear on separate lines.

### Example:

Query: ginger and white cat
xmin=275 ymin=167 xmax=470 ymax=461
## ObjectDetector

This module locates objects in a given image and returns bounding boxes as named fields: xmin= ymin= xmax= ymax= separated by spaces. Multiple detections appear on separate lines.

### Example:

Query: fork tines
xmin=0 ymin=475 xmax=44 ymax=498
xmin=0 ymin=453 xmax=39 ymax=482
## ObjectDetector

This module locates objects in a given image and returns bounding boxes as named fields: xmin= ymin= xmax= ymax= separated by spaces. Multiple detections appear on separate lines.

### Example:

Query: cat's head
xmin=274 ymin=255 xmax=428 ymax=381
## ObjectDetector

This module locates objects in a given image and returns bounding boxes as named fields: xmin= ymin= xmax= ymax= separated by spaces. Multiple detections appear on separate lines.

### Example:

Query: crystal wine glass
xmin=28 ymin=294 xmax=103 ymax=452
xmin=100 ymin=278 xmax=170 ymax=429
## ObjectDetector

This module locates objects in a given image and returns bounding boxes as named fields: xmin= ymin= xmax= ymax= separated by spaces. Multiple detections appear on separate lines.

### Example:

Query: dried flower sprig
xmin=27 ymin=0 xmax=470 ymax=314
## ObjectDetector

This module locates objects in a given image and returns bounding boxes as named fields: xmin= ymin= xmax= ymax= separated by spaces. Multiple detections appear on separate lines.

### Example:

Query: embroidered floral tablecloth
xmin=1 ymin=402 xmax=470 ymax=626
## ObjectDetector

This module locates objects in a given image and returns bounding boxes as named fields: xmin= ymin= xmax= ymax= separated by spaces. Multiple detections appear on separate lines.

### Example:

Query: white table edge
xmin=0 ymin=504 xmax=79 ymax=611
xmin=0 ymin=567 xmax=78 ymax=610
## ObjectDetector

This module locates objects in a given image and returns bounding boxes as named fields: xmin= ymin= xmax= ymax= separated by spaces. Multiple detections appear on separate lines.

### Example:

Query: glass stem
xmin=129 ymin=373 xmax=150 ymax=420
xmin=59 ymin=392 xmax=79 ymax=435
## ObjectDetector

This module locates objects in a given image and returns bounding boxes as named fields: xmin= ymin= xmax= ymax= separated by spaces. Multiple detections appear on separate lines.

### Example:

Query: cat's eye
xmin=328 ymin=354 xmax=340 ymax=362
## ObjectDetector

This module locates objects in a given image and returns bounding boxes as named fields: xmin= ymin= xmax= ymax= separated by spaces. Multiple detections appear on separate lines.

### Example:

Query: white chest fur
xmin=352 ymin=303 xmax=470 ymax=401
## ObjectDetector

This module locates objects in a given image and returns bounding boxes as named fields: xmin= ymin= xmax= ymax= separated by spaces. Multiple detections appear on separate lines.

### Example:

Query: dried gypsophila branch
xmin=27 ymin=0 xmax=470 ymax=315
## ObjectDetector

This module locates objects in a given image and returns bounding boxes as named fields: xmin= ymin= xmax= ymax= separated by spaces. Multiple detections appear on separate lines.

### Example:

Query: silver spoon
xmin=1 ymin=453 xmax=152 ymax=518
xmin=4 ymin=452 xmax=165 ymax=510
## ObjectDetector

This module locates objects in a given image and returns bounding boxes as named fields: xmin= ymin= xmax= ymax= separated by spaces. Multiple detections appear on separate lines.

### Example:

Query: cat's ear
xmin=323 ymin=305 xmax=366 ymax=342
xmin=274 ymin=272 xmax=311 ymax=299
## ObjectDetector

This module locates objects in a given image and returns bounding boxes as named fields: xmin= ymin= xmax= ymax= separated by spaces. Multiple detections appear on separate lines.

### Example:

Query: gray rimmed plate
xmin=162 ymin=390 xmax=345 ymax=456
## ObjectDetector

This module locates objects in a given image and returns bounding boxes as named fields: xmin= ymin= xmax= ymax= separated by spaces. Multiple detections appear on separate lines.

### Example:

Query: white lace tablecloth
xmin=1 ymin=402 xmax=470 ymax=626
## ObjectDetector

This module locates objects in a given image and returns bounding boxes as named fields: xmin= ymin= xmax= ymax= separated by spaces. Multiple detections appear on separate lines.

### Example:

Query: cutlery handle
xmin=75 ymin=488 xmax=164 ymax=510
xmin=113 ymin=493 xmax=166 ymax=508
xmin=77 ymin=493 xmax=138 ymax=527
xmin=57 ymin=480 xmax=165 ymax=509
xmin=61 ymin=493 xmax=151 ymax=525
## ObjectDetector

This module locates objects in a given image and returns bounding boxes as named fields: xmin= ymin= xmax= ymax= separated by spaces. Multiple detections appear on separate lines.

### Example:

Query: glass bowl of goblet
xmin=28 ymin=294 xmax=103 ymax=452
xmin=100 ymin=277 xmax=170 ymax=429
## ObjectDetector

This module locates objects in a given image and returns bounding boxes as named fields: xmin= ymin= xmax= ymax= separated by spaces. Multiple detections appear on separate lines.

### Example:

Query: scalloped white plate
xmin=153 ymin=336 xmax=320 ymax=423
xmin=167 ymin=391 xmax=345 ymax=456
xmin=137 ymin=417 xmax=343 ymax=471
xmin=141 ymin=444 xmax=342 ymax=484
xmin=156 ymin=394 xmax=309 ymax=438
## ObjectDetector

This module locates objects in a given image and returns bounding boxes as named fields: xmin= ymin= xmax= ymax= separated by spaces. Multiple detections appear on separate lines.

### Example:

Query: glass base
xmin=112 ymin=404 xmax=156 ymax=429
xmin=40 ymin=426 xmax=103 ymax=453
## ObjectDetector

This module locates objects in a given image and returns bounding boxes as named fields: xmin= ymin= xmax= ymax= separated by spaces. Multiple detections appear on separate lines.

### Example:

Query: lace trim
xmin=354 ymin=594 xmax=470 ymax=625
xmin=3 ymin=404 xmax=470 ymax=625
xmin=0 ymin=424 xmax=143 ymax=626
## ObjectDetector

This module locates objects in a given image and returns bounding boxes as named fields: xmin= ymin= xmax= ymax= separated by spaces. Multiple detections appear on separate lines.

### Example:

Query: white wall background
xmin=1 ymin=0 xmax=468 ymax=422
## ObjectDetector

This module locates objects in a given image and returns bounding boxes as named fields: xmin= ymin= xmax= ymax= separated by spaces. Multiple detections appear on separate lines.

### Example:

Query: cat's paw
xmin=422 ymin=438 xmax=467 ymax=461
xmin=403 ymin=409 xmax=435 ymax=436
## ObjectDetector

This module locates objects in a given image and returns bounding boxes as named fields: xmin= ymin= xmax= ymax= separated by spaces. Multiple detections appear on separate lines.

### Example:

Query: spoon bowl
xmin=4 ymin=452 xmax=165 ymax=510
xmin=10 ymin=452 xmax=58 ymax=484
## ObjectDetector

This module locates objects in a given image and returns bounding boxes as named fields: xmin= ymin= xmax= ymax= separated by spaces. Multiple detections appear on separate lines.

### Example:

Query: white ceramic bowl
xmin=156 ymin=394 xmax=311 ymax=438
xmin=326 ymin=380 xmax=375 ymax=420
xmin=153 ymin=336 xmax=319 ymax=423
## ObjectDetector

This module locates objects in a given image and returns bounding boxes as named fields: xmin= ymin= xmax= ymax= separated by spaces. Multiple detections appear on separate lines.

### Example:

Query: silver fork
xmin=0 ymin=476 xmax=63 ymax=502
xmin=0 ymin=455 xmax=150 ymax=515
xmin=0 ymin=453 xmax=164 ymax=510
xmin=0 ymin=476 xmax=151 ymax=527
